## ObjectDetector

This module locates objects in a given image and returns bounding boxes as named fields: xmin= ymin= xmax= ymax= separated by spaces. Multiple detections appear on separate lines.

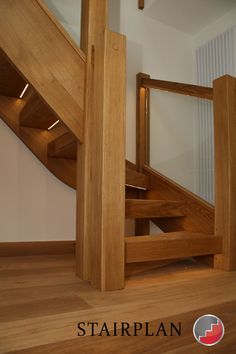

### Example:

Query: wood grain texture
xmin=213 ymin=75 xmax=236 ymax=271
xmin=48 ymin=132 xmax=77 ymax=160
xmin=0 ymin=0 xmax=85 ymax=141
xmin=0 ymin=242 xmax=75 ymax=257
xmin=20 ymin=92 xmax=58 ymax=130
xmin=77 ymin=0 xmax=108 ymax=283
xmin=0 ymin=295 xmax=90 ymax=323
xmin=0 ymin=50 xmax=26 ymax=98
xmin=125 ymin=165 xmax=150 ymax=190
xmin=77 ymin=1 xmax=126 ymax=289
xmin=142 ymin=77 xmax=213 ymax=100
xmin=125 ymin=232 xmax=222 ymax=263
xmin=143 ymin=166 xmax=215 ymax=234
xmin=125 ymin=260 xmax=176 ymax=277
xmin=0 ymin=95 xmax=76 ymax=189
xmin=8 ymin=301 xmax=235 ymax=354
xmin=89 ymin=29 xmax=126 ymax=290
xmin=0 ymin=255 xmax=235 ymax=353
xmin=126 ymin=199 xmax=186 ymax=219
xmin=0 ymin=243 xmax=173 ymax=277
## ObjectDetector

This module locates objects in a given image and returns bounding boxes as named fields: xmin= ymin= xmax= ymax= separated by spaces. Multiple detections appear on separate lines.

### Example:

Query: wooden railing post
xmin=136 ymin=73 xmax=150 ymax=170
xmin=138 ymin=0 xmax=145 ymax=10
xmin=213 ymin=75 xmax=236 ymax=271
xmin=136 ymin=73 xmax=150 ymax=236
xmin=77 ymin=0 xmax=126 ymax=290
xmin=91 ymin=29 xmax=126 ymax=290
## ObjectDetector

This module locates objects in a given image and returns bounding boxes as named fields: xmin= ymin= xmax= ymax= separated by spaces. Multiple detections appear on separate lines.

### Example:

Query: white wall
xmin=110 ymin=0 xmax=196 ymax=192
xmin=0 ymin=120 xmax=76 ymax=242
xmin=194 ymin=7 xmax=236 ymax=47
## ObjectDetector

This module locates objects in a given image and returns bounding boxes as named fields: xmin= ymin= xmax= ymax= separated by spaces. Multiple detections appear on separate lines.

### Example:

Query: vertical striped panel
xmin=195 ymin=27 xmax=236 ymax=204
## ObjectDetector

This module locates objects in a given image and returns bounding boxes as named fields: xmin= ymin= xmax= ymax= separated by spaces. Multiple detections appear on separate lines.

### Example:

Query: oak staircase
xmin=0 ymin=0 xmax=235 ymax=291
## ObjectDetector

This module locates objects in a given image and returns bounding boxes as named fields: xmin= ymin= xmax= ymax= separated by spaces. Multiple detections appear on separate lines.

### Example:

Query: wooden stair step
xmin=20 ymin=93 xmax=58 ymax=130
xmin=125 ymin=199 xmax=186 ymax=218
xmin=126 ymin=163 xmax=150 ymax=190
xmin=48 ymin=136 xmax=150 ymax=190
xmin=48 ymin=132 xmax=77 ymax=160
xmin=125 ymin=232 xmax=222 ymax=263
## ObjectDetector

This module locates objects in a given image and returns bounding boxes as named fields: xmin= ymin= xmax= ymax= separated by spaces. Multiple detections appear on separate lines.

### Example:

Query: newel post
xmin=77 ymin=0 xmax=126 ymax=291
xmin=213 ymin=75 xmax=236 ymax=271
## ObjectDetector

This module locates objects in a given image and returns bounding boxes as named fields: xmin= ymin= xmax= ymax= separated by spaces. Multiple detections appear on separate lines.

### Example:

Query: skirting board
xmin=0 ymin=241 xmax=76 ymax=257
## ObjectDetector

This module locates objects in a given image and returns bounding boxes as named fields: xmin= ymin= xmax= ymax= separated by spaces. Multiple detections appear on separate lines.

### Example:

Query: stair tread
xmin=125 ymin=199 xmax=186 ymax=218
xmin=48 ymin=134 xmax=150 ymax=189
xmin=48 ymin=132 xmax=77 ymax=160
xmin=125 ymin=232 xmax=222 ymax=263
xmin=126 ymin=231 xmax=216 ymax=242
xmin=20 ymin=92 xmax=58 ymax=130
xmin=125 ymin=163 xmax=150 ymax=190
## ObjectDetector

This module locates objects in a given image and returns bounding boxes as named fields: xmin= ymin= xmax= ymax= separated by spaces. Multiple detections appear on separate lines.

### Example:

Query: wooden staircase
xmin=0 ymin=0 xmax=235 ymax=291
xmin=0 ymin=55 xmax=219 ymax=264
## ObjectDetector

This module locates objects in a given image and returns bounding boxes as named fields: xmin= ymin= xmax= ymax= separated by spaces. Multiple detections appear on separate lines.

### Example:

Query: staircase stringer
xmin=0 ymin=0 xmax=85 ymax=141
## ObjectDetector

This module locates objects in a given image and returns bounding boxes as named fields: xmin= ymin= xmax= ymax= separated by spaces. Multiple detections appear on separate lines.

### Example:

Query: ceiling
xmin=145 ymin=0 xmax=236 ymax=35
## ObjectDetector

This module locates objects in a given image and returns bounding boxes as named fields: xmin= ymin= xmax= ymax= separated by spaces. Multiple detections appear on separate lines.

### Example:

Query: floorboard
xmin=0 ymin=255 xmax=235 ymax=353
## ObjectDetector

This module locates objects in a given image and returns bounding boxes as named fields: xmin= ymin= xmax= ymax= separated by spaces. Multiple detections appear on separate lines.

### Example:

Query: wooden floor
xmin=0 ymin=255 xmax=236 ymax=353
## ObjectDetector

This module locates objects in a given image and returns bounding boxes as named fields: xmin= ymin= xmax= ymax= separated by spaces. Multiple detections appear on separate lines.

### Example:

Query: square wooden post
xmin=77 ymin=0 xmax=126 ymax=290
xmin=136 ymin=73 xmax=150 ymax=171
xmin=135 ymin=73 xmax=150 ymax=235
xmin=91 ymin=29 xmax=126 ymax=290
xmin=213 ymin=75 xmax=236 ymax=271
xmin=138 ymin=0 xmax=145 ymax=10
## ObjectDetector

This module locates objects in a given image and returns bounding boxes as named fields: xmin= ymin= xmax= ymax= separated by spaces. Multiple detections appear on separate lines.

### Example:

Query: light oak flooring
xmin=0 ymin=255 xmax=236 ymax=353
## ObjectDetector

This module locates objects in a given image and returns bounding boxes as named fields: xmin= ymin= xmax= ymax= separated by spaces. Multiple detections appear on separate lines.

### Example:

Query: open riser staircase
xmin=0 ymin=0 xmax=235 ymax=291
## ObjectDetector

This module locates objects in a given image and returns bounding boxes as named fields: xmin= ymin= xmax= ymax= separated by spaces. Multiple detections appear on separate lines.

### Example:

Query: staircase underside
xmin=0 ymin=0 xmax=85 ymax=141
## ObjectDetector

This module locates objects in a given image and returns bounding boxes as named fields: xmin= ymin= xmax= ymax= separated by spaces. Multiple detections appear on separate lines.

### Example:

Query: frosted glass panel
xmin=43 ymin=0 xmax=82 ymax=46
xmin=149 ymin=90 xmax=214 ymax=204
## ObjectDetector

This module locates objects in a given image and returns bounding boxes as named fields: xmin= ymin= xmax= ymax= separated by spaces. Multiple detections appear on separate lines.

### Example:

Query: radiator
xmin=195 ymin=26 xmax=236 ymax=204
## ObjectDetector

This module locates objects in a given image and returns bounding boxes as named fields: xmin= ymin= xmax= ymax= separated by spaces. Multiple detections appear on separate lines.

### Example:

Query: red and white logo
xmin=193 ymin=314 xmax=224 ymax=346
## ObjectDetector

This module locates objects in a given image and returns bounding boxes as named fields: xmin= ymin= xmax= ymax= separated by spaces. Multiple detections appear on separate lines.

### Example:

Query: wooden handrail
xmin=142 ymin=77 xmax=213 ymax=100
xmin=137 ymin=72 xmax=236 ymax=274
